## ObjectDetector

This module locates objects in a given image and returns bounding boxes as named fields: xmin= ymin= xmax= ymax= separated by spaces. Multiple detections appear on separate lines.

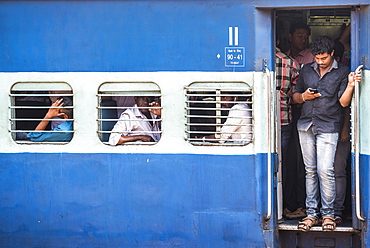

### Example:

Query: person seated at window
xmin=27 ymin=97 xmax=73 ymax=142
xmin=48 ymin=91 xmax=73 ymax=129
xmin=201 ymin=93 xmax=252 ymax=143
xmin=108 ymin=96 xmax=161 ymax=145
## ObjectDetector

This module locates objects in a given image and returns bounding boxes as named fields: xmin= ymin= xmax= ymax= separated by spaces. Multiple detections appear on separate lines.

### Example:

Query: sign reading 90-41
xmin=225 ymin=47 xmax=245 ymax=67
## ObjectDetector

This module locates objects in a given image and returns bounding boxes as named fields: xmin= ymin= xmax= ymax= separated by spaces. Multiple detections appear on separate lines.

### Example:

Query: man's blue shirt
xmin=27 ymin=121 xmax=73 ymax=142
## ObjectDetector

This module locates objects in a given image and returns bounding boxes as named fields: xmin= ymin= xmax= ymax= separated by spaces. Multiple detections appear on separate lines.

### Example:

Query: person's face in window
xmin=289 ymin=28 xmax=310 ymax=52
xmin=135 ymin=96 xmax=150 ymax=113
xmin=221 ymin=95 xmax=234 ymax=109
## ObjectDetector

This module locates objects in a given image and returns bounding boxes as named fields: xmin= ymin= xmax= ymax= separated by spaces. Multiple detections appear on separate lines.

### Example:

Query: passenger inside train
xmin=275 ymin=32 xmax=301 ymax=219
xmin=285 ymin=22 xmax=315 ymax=65
xmin=48 ymin=91 xmax=73 ymax=129
xmin=294 ymin=35 xmax=362 ymax=231
xmin=27 ymin=97 xmax=73 ymax=142
xmin=11 ymin=86 xmax=74 ymax=143
xmin=200 ymin=92 xmax=252 ymax=144
xmin=279 ymin=22 xmax=315 ymax=221
xmin=108 ymin=96 xmax=161 ymax=145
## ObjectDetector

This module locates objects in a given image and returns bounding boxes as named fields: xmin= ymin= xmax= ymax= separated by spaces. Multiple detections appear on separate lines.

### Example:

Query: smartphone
xmin=309 ymin=88 xmax=319 ymax=94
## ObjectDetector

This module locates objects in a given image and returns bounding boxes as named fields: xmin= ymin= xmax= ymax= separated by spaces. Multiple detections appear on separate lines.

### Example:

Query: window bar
xmin=215 ymin=89 xmax=221 ymax=139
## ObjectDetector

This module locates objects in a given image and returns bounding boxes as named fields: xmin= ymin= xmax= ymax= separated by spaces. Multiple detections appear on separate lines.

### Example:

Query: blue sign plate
xmin=225 ymin=47 xmax=245 ymax=67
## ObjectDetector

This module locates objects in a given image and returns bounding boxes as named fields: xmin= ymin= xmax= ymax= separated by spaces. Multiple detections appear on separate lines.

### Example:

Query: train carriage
xmin=0 ymin=0 xmax=369 ymax=247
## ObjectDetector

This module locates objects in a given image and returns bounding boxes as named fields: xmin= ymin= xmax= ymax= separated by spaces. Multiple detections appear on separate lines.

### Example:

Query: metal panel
xmin=0 ymin=152 xmax=267 ymax=247
xmin=0 ymin=1 xmax=255 ymax=72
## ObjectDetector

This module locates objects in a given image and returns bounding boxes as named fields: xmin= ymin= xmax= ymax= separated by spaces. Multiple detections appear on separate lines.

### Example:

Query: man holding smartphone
xmin=292 ymin=36 xmax=362 ymax=232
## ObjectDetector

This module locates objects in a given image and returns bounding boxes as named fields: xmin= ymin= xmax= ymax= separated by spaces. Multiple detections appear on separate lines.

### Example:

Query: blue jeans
xmin=298 ymin=126 xmax=338 ymax=218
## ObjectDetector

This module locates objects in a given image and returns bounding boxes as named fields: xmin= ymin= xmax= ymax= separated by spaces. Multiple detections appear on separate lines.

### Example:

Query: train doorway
xmin=275 ymin=7 xmax=362 ymax=247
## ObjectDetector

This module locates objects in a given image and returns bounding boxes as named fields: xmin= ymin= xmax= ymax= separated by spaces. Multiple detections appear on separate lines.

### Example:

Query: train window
xmin=97 ymin=82 xmax=162 ymax=145
xmin=10 ymin=82 xmax=74 ymax=144
xmin=185 ymin=82 xmax=253 ymax=146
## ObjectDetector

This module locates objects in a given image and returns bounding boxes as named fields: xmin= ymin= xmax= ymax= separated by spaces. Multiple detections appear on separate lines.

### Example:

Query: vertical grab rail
xmin=264 ymin=60 xmax=273 ymax=221
xmin=276 ymin=76 xmax=283 ymax=220
xmin=354 ymin=65 xmax=365 ymax=221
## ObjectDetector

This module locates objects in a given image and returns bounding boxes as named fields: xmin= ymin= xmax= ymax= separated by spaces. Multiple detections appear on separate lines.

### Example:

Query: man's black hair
xmin=309 ymin=36 xmax=335 ymax=55
xmin=289 ymin=22 xmax=311 ymax=35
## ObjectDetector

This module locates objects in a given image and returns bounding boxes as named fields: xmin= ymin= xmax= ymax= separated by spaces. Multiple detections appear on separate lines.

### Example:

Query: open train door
xmin=352 ymin=5 xmax=370 ymax=247
xmin=274 ymin=5 xmax=370 ymax=247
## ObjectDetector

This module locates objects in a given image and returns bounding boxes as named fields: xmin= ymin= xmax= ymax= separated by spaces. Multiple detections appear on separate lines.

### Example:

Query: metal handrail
xmin=354 ymin=66 xmax=365 ymax=222
xmin=264 ymin=66 xmax=272 ymax=221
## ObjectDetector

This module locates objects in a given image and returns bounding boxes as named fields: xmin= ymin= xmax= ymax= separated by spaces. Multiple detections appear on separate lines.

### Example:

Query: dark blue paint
xmin=0 ymin=153 xmax=268 ymax=247
xmin=0 ymin=1 xmax=254 ymax=72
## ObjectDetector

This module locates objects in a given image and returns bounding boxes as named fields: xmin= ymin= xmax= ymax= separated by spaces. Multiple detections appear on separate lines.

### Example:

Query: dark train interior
xmin=276 ymin=8 xmax=351 ymax=52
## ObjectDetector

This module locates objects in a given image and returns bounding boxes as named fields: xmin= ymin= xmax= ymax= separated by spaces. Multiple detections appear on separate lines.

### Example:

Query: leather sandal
xmin=322 ymin=216 xmax=336 ymax=231
xmin=298 ymin=216 xmax=317 ymax=232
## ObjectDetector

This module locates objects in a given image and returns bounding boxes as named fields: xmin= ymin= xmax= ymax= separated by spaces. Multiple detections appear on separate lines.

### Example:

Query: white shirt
xmin=108 ymin=104 xmax=161 ymax=145
xmin=219 ymin=103 xmax=252 ymax=143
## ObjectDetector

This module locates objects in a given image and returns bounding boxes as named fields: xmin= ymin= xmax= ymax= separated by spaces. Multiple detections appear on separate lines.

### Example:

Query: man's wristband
xmin=301 ymin=93 xmax=306 ymax=103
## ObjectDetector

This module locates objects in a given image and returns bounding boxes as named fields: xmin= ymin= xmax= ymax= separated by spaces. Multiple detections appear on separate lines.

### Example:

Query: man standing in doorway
xmin=276 ymin=35 xmax=301 ymax=219
xmin=286 ymin=23 xmax=315 ymax=65
xmin=282 ymin=22 xmax=315 ymax=220
xmin=293 ymin=36 xmax=361 ymax=231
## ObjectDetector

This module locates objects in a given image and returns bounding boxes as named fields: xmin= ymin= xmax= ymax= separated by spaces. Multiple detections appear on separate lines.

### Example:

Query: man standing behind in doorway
xmin=282 ymin=22 xmax=315 ymax=220
xmin=286 ymin=23 xmax=315 ymax=65
xmin=293 ymin=36 xmax=361 ymax=232
xmin=276 ymin=35 xmax=301 ymax=219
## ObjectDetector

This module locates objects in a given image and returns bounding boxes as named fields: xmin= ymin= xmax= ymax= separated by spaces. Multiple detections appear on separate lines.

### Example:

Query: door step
xmin=278 ymin=219 xmax=361 ymax=248
xmin=278 ymin=218 xmax=358 ymax=232
xmin=279 ymin=223 xmax=357 ymax=232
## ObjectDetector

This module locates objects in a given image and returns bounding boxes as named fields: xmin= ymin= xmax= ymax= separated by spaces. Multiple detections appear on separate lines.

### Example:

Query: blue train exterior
xmin=0 ymin=1 xmax=369 ymax=247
